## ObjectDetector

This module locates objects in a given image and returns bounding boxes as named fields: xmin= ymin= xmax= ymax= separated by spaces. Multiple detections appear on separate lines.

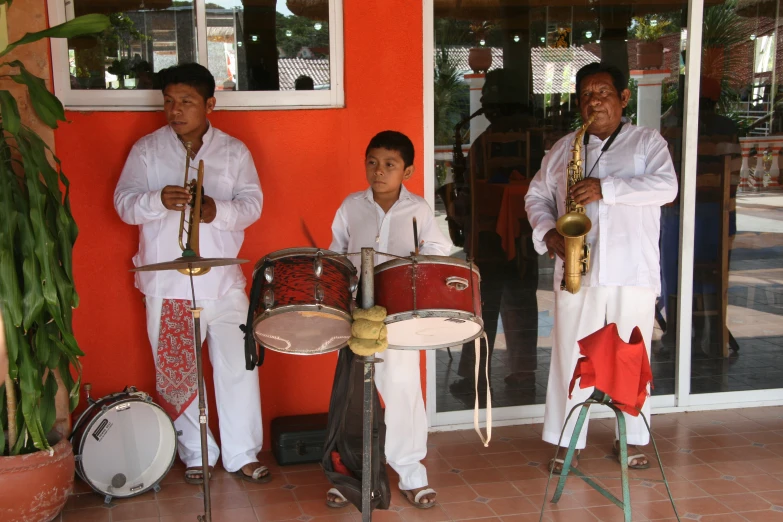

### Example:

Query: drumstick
xmin=412 ymin=217 xmax=419 ymax=256
xmin=300 ymin=218 xmax=318 ymax=248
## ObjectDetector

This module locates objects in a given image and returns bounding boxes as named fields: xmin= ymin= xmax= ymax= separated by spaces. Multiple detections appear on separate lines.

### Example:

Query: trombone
xmin=178 ymin=141 xmax=210 ymax=276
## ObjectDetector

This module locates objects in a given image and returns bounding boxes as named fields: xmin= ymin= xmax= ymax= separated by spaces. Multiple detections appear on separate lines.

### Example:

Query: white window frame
xmin=47 ymin=0 xmax=344 ymax=111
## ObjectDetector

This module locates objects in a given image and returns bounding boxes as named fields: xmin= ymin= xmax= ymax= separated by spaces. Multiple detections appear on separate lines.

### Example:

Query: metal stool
xmin=541 ymin=389 xmax=681 ymax=522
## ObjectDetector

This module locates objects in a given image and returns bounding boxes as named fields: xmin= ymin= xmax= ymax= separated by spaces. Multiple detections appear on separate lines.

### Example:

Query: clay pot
xmin=0 ymin=438 xmax=75 ymax=522
xmin=468 ymin=47 xmax=493 ymax=74
xmin=636 ymin=41 xmax=664 ymax=70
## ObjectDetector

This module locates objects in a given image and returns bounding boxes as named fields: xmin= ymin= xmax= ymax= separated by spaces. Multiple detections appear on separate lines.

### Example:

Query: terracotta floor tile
xmin=487 ymin=495 xmax=540 ymax=515
xmin=757 ymin=489 xmax=783 ymax=505
xmin=252 ymin=500 xmax=303 ymax=521
xmin=108 ymin=500 xmax=160 ymax=521
xmin=669 ymin=464 xmax=724 ymax=481
xmin=541 ymin=507 xmax=599 ymax=521
xmin=702 ymin=434 xmax=753 ymax=448
xmin=156 ymin=496 xmax=208 ymax=517
xmin=741 ymin=430 xmax=783 ymax=444
xmin=440 ymin=500 xmax=497 ymax=520
xmin=247 ymin=487 xmax=297 ymax=506
xmin=397 ymin=504 xmax=451 ymax=522
xmin=293 ymin=484 xmax=332 ymax=503
xmin=587 ymin=504 xmax=651 ymax=522
xmin=699 ymin=512 xmax=754 ymax=521
xmin=430 ymin=431 xmax=474 ymax=445
xmin=427 ymin=471 xmax=469 ymax=488
xmin=360 ymin=511 xmax=404 ymax=522
xmin=691 ymin=478 xmax=750 ymax=496
xmin=470 ymin=482 xmax=522 ymax=499
xmin=707 ymin=460 xmax=767 ymax=476
xmin=156 ymin=481 xmax=202 ymax=500
xmin=743 ymin=457 xmax=783 ymax=474
xmin=300 ymin=499 xmax=359 ymax=517
xmin=444 ymin=454 xmax=493 ymax=470
xmin=63 ymin=492 xmax=108 ymax=511
xmin=687 ymin=425 xmax=735 ymax=437
xmin=437 ymin=444 xmax=480 ymax=458
xmin=496 ymin=466 xmax=547 ymax=482
xmin=459 ymin=468 xmax=506 ymax=485
xmin=422 ymin=458 xmax=458 ymax=474
xmin=670 ymin=496 xmax=733 ymax=516
xmin=633 ymin=499 xmax=680 ymax=520
xmin=526 ymin=493 xmax=582 ymax=511
xmin=734 ymin=473 xmax=783 ymax=492
xmin=739 ymin=509 xmax=783 ymax=522
xmin=61 ymin=507 xmax=111 ymax=522
xmin=283 ymin=469 xmax=331 ymax=486
xmin=478 ymin=441 xmax=519 ymax=455
xmin=510 ymin=478 xmax=549 ymax=497
xmin=482 ymin=452 xmax=529 ymax=468
xmin=431 ymin=485 xmax=477 ymax=503
xmin=652 ymin=480 xmax=709 ymax=500
xmin=499 ymin=514 xmax=552 ymax=522
xmin=715 ymin=492 xmax=772 ymax=512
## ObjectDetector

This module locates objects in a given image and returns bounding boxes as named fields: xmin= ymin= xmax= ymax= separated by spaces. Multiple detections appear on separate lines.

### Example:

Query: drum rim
xmin=384 ymin=310 xmax=485 ymax=350
xmin=374 ymin=255 xmax=481 ymax=278
xmin=252 ymin=304 xmax=352 ymax=355
xmin=71 ymin=395 xmax=177 ymax=499
xmin=253 ymin=247 xmax=356 ymax=272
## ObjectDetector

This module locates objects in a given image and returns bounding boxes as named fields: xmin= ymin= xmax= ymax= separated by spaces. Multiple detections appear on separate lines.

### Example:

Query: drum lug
xmin=313 ymin=257 xmax=323 ymax=278
xmin=264 ymin=289 xmax=274 ymax=310
xmin=349 ymin=275 xmax=358 ymax=293
xmin=315 ymin=283 xmax=324 ymax=303
xmin=176 ymin=430 xmax=183 ymax=437
xmin=74 ymin=454 xmax=83 ymax=462
xmin=103 ymin=495 xmax=113 ymax=505
xmin=446 ymin=276 xmax=470 ymax=291
xmin=153 ymin=483 xmax=162 ymax=493
xmin=264 ymin=265 xmax=274 ymax=283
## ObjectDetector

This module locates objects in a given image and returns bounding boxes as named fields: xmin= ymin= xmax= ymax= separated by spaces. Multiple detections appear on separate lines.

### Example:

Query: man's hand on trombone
xmin=161 ymin=185 xmax=216 ymax=223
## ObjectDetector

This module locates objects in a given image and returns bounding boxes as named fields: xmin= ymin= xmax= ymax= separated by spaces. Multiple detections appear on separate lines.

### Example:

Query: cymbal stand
xmin=188 ymin=266 xmax=212 ymax=522
xmin=359 ymin=248 xmax=382 ymax=522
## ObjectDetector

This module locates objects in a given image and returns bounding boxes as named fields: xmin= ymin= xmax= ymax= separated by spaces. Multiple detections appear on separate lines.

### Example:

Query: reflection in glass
xmin=432 ymin=1 xmax=690 ymax=413
xmin=66 ymin=0 xmax=330 ymax=91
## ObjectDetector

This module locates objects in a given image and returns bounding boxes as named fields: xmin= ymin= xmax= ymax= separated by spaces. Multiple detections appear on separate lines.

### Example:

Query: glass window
xmin=50 ymin=0 xmax=341 ymax=108
xmin=432 ymin=1 xmax=687 ymax=413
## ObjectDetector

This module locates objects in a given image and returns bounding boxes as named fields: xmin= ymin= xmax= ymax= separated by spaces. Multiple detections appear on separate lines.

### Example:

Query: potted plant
xmin=0 ymin=10 xmax=109 ymax=522
xmin=468 ymin=20 xmax=495 ymax=73
xmin=632 ymin=15 xmax=672 ymax=69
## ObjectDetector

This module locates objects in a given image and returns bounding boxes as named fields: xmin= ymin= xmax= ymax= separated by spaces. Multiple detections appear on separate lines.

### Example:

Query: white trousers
xmin=374 ymin=349 xmax=429 ymax=491
xmin=145 ymin=288 xmax=263 ymax=472
xmin=542 ymin=286 xmax=656 ymax=450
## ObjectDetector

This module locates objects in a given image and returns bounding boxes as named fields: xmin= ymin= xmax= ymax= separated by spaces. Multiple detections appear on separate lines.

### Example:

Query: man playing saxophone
xmin=524 ymin=63 xmax=678 ymax=472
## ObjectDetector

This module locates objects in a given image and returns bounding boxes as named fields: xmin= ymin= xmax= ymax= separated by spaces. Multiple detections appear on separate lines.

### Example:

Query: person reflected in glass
xmin=295 ymin=75 xmax=315 ymax=90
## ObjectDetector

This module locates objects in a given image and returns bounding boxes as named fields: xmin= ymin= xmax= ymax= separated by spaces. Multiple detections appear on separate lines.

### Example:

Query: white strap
xmin=414 ymin=488 xmax=437 ymax=503
xmin=473 ymin=333 xmax=492 ymax=447
xmin=251 ymin=465 xmax=269 ymax=480
xmin=327 ymin=488 xmax=347 ymax=502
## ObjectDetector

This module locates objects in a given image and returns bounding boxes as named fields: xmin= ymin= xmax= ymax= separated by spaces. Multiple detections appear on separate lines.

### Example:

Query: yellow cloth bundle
xmin=347 ymin=306 xmax=388 ymax=356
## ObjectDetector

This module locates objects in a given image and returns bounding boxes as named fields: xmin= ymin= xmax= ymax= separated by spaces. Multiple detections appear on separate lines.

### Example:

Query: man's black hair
xmin=159 ymin=63 xmax=216 ymax=101
xmin=575 ymin=62 xmax=627 ymax=99
xmin=295 ymin=75 xmax=315 ymax=90
xmin=366 ymin=131 xmax=415 ymax=168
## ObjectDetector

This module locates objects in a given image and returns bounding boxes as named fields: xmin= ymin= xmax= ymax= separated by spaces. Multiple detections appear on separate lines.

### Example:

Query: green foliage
xmin=275 ymin=12 xmax=329 ymax=58
xmin=631 ymin=15 xmax=675 ymax=42
xmin=0 ymin=9 xmax=109 ymax=456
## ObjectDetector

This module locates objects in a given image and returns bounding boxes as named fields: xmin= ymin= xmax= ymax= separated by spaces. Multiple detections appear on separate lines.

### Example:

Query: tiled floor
xmin=55 ymin=405 xmax=783 ymax=521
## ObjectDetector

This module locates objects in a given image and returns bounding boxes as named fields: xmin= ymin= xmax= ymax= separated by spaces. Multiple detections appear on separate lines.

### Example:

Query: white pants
xmin=542 ymin=286 xmax=656 ymax=450
xmin=145 ymin=288 xmax=263 ymax=472
xmin=374 ymin=349 xmax=429 ymax=491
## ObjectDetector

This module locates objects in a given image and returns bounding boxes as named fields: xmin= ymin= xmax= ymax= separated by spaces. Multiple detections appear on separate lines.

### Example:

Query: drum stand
xmin=187 ymin=269 xmax=212 ymax=522
xmin=359 ymin=248 xmax=382 ymax=522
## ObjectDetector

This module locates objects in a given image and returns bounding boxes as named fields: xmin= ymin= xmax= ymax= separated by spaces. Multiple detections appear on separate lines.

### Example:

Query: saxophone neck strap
xmin=584 ymin=121 xmax=624 ymax=179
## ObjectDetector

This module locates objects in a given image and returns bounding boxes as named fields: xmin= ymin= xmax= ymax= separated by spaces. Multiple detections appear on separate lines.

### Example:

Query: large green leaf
xmin=39 ymin=371 xmax=58 ymax=438
xmin=0 ymin=90 xmax=21 ymax=134
xmin=0 ymin=384 xmax=6 ymax=454
xmin=9 ymin=64 xmax=64 ymax=129
xmin=0 ymin=14 xmax=110 ymax=58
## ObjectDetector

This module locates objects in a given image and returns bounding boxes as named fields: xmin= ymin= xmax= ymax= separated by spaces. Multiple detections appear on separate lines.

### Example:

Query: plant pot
xmin=468 ymin=47 xmax=493 ymax=74
xmin=636 ymin=41 xmax=664 ymax=70
xmin=0 ymin=438 xmax=75 ymax=522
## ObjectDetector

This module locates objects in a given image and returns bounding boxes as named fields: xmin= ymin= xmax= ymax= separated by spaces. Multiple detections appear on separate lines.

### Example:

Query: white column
xmin=738 ymin=137 xmax=755 ymax=192
xmin=465 ymin=73 xmax=490 ymax=144
xmin=629 ymin=70 xmax=671 ymax=132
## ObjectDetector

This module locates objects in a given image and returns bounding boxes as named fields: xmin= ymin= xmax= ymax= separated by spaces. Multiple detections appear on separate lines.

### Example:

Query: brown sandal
xmin=184 ymin=466 xmax=213 ymax=485
xmin=401 ymin=487 xmax=437 ymax=509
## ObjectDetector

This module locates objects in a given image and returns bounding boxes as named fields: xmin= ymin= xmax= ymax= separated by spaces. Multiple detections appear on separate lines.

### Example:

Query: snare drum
xmin=374 ymin=256 xmax=483 ymax=349
xmin=252 ymin=248 xmax=358 ymax=355
xmin=70 ymin=388 xmax=177 ymax=502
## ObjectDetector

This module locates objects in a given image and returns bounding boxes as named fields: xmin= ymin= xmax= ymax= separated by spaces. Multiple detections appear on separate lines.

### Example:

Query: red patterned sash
xmin=155 ymin=299 xmax=198 ymax=420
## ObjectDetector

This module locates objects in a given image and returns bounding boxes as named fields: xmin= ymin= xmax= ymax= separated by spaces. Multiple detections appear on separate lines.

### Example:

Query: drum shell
xmin=374 ymin=256 xmax=482 ymax=318
xmin=70 ymin=391 xmax=176 ymax=499
xmin=253 ymin=248 xmax=355 ymax=315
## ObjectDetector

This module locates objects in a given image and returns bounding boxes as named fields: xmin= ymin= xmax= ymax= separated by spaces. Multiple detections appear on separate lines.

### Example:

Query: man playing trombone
xmin=114 ymin=63 xmax=269 ymax=485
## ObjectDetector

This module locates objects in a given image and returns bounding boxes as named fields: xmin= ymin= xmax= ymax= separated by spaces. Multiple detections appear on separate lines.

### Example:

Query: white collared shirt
xmin=329 ymin=186 xmax=453 ymax=270
xmin=524 ymin=122 xmax=678 ymax=294
xmin=114 ymin=124 xmax=263 ymax=300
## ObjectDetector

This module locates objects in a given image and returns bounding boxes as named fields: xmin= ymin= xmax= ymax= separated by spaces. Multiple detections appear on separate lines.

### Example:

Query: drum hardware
xmin=446 ymin=276 xmax=469 ymax=290
xmin=264 ymin=266 xmax=274 ymax=283
xmin=131 ymin=256 xmax=248 ymax=522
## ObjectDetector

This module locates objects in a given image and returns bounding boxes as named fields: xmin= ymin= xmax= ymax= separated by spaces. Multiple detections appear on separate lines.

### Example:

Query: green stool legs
xmin=540 ymin=390 xmax=680 ymax=522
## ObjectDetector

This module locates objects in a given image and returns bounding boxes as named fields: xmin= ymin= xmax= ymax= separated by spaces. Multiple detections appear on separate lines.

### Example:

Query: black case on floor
xmin=271 ymin=413 xmax=329 ymax=466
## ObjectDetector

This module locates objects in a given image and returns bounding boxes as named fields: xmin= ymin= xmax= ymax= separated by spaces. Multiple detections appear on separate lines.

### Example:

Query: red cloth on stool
xmin=567 ymin=323 xmax=652 ymax=416
xmin=155 ymin=299 xmax=199 ymax=420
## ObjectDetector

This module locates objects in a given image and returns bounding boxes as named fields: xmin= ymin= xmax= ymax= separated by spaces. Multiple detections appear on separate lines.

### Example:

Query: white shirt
xmin=114 ymin=124 xmax=263 ymax=300
xmin=329 ymin=186 xmax=453 ymax=270
xmin=524 ymin=122 xmax=678 ymax=294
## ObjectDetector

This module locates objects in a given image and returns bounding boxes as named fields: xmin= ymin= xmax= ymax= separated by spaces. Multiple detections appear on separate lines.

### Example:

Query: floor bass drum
xmin=70 ymin=388 xmax=177 ymax=502
xmin=374 ymin=255 xmax=483 ymax=349
xmin=252 ymin=248 xmax=358 ymax=355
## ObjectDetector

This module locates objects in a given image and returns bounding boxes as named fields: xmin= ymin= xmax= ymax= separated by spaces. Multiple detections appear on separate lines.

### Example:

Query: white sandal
xmin=326 ymin=487 xmax=349 ymax=508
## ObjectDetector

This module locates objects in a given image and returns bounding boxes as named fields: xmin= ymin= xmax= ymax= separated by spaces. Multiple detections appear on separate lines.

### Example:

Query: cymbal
xmin=131 ymin=256 xmax=249 ymax=272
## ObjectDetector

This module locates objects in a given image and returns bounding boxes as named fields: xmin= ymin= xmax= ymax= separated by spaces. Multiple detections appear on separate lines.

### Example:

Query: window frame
xmin=47 ymin=0 xmax=344 ymax=111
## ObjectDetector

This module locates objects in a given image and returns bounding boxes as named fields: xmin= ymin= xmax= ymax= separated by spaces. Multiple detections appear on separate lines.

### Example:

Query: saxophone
xmin=556 ymin=114 xmax=595 ymax=293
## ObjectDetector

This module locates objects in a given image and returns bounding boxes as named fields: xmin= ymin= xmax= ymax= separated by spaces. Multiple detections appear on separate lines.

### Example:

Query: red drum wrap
xmin=252 ymin=248 xmax=357 ymax=355
xmin=374 ymin=255 xmax=483 ymax=349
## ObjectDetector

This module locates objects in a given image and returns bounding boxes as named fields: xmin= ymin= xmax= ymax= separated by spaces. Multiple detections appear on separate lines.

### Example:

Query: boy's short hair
xmin=160 ymin=63 xmax=216 ymax=101
xmin=365 ymin=131 xmax=415 ymax=168
xmin=575 ymin=62 xmax=627 ymax=99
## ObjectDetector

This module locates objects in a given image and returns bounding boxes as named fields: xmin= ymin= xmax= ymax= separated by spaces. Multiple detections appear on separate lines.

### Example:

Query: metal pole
xmin=190 ymin=270 xmax=211 ymax=522
xmin=359 ymin=248 xmax=375 ymax=522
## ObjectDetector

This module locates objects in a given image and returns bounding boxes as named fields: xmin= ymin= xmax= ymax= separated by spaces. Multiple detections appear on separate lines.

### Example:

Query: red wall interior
xmin=54 ymin=1 xmax=426 ymax=448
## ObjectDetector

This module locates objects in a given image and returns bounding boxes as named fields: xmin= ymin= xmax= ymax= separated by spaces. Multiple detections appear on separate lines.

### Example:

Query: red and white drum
xmin=374 ymin=256 xmax=483 ymax=350
xmin=252 ymin=248 xmax=358 ymax=355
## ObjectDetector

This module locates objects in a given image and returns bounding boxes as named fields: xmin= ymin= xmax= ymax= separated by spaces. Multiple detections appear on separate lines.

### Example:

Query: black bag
xmin=321 ymin=347 xmax=391 ymax=511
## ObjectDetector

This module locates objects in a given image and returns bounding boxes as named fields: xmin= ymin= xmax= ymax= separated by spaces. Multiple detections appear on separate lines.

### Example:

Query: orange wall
xmin=54 ymin=1 xmax=426 ymax=447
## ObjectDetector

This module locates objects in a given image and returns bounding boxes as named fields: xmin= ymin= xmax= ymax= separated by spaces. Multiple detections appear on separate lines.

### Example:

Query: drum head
xmin=253 ymin=305 xmax=351 ymax=355
xmin=386 ymin=311 xmax=484 ymax=350
xmin=75 ymin=399 xmax=177 ymax=498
